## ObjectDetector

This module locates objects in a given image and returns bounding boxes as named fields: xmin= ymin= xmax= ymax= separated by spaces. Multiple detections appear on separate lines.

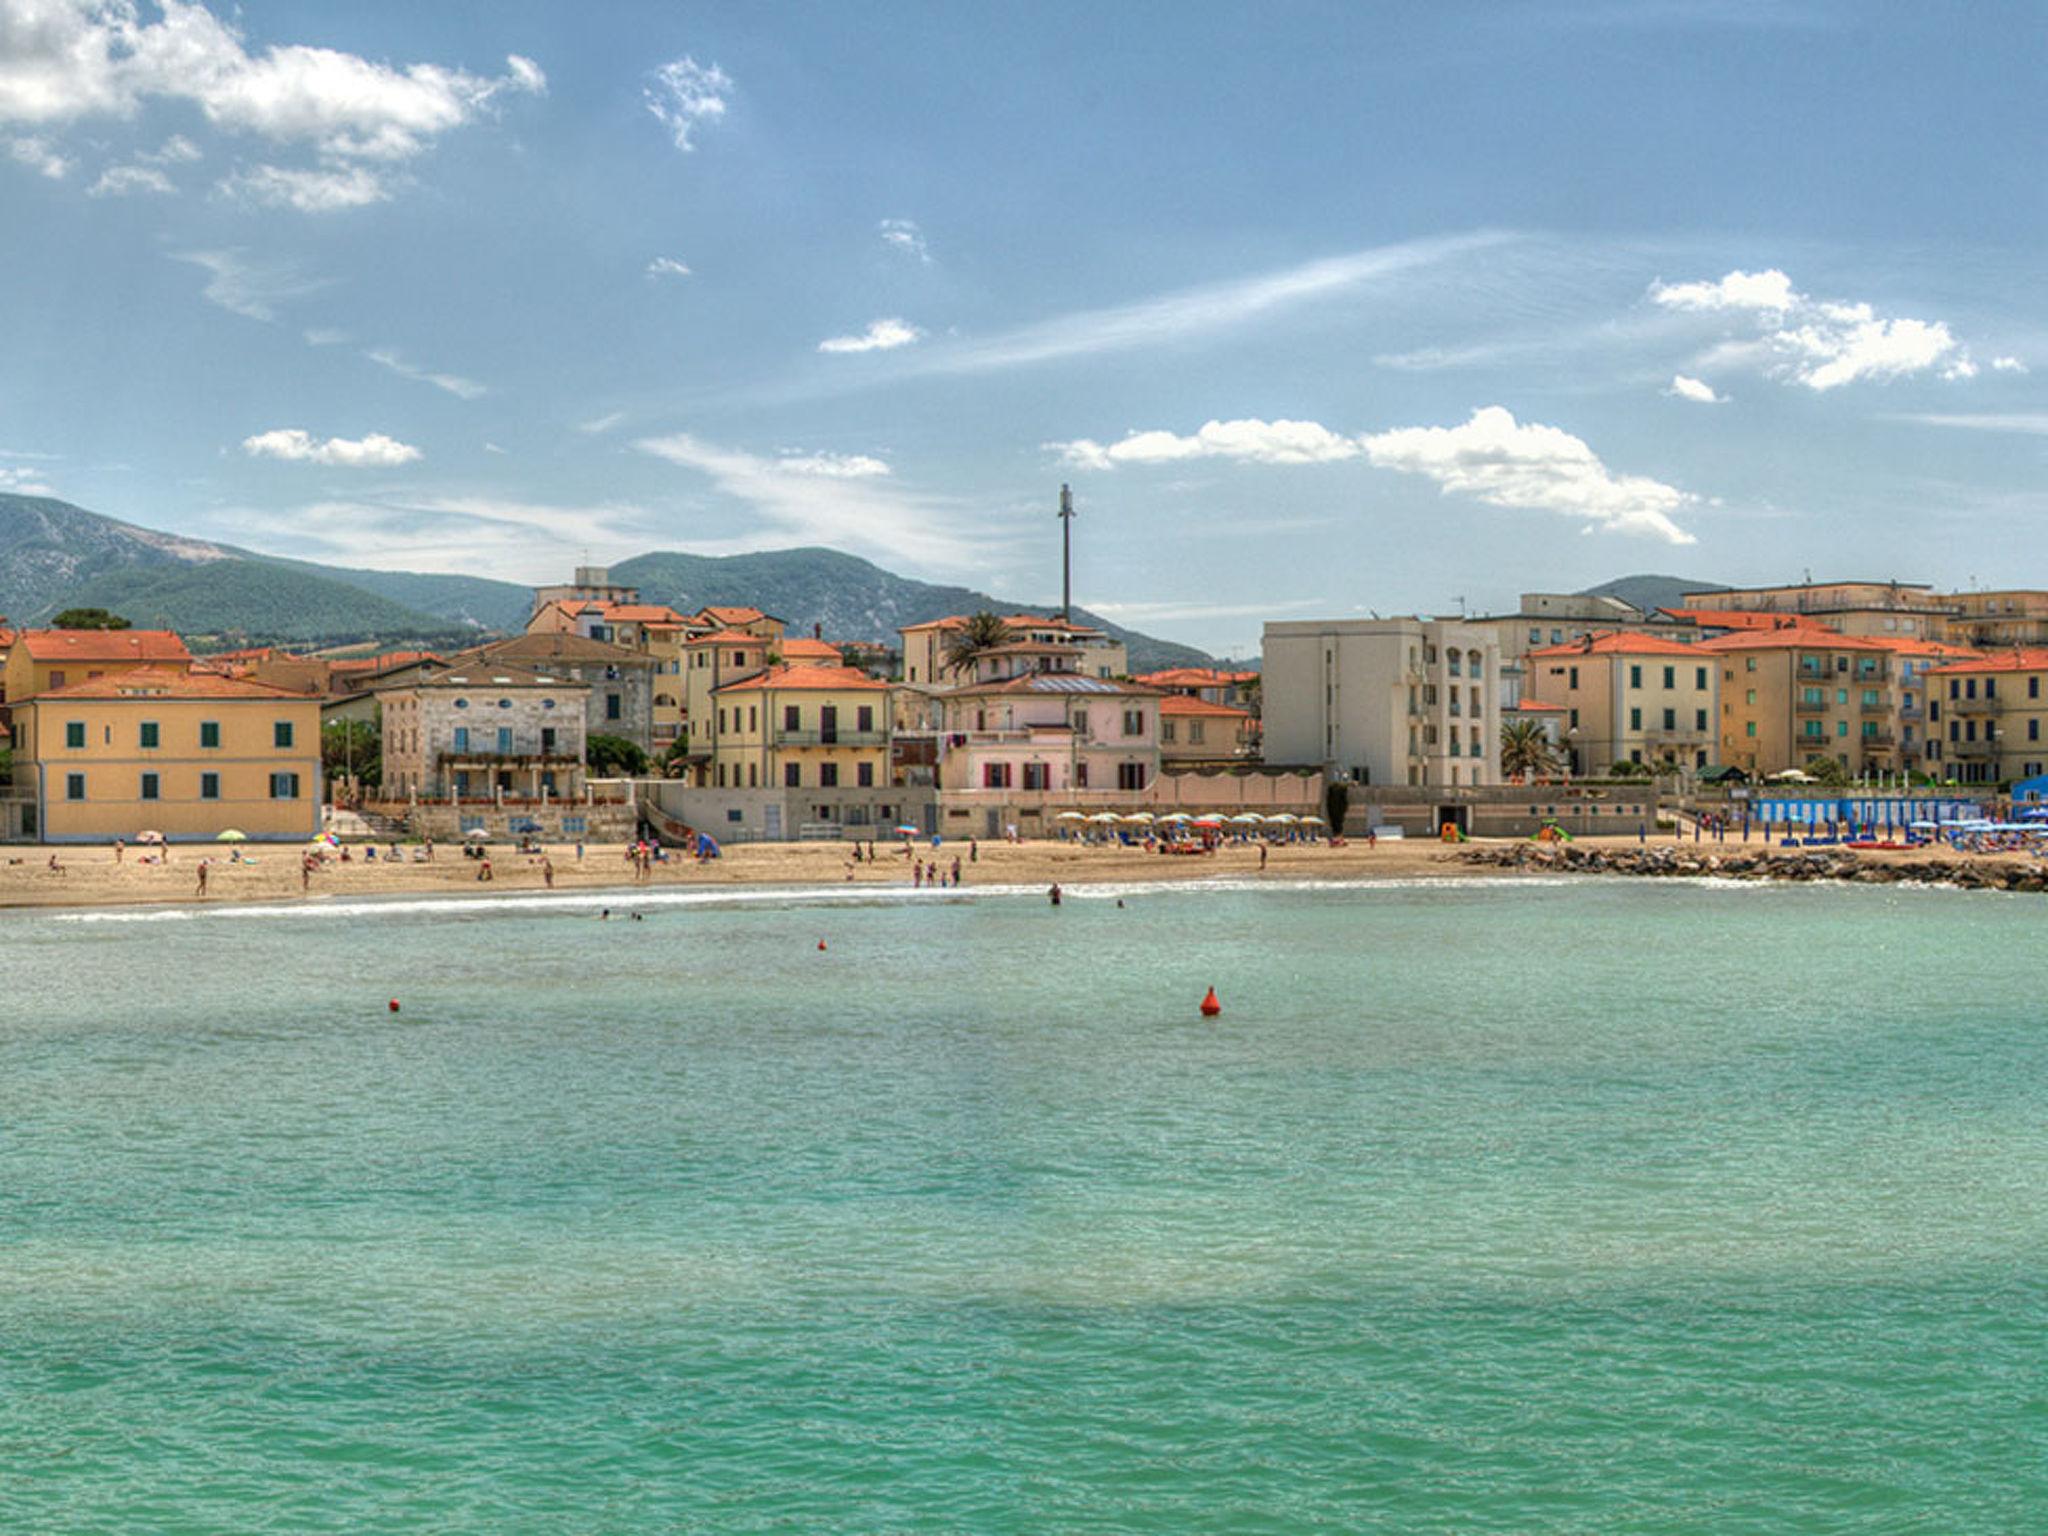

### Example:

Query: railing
xmin=1860 ymin=698 xmax=1889 ymax=714
xmin=1794 ymin=698 xmax=1828 ymax=715
xmin=773 ymin=730 xmax=888 ymax=747
xmin=437 ymin=750 xmax=581 ymax=767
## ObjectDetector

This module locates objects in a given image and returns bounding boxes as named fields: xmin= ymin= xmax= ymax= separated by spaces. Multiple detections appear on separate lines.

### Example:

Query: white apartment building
xmin=1261 ymin=618 xmax=1502 ymax=786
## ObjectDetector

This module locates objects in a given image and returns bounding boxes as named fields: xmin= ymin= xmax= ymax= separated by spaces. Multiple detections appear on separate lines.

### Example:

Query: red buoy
xmin=818 ymin=939 xmax=828 ymax=951
xmin=1199 ymin=987 xmax=1221 ymax=1018
xmin=388 ymin=999 xmax=400 ymax=1013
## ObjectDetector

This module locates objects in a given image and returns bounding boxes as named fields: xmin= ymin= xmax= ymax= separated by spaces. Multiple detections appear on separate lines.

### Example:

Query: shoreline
xmin=3 ymin=833 xmax=2041 ymax=913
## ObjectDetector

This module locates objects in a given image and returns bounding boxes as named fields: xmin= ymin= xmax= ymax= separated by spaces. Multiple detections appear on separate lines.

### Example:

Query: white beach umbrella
xmin=1300 ymin=814 xmax=1325 ymax=825
xmin=1054 ymin=811 xmax=1088 ymax=821
xmin=1266 ymin=813 xmax=1299 ymax=824
xmin=1228 ymin=813 xmax=1265 ymax=825
xmin=1122 ymin=812 xmax=1155 ymax=824
xmin=1086 ymin=812 xmax=1121 ymax=824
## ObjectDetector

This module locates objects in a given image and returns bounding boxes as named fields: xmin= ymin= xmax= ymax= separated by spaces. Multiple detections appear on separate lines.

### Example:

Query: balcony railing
xmin=437 ymin=749 xmax=581 ymax=767
xmin=1860 ymin=698 xmax=1889 ymax=714
xmin=773 ymin=730 xmax=888 ymax=747
xmin=1794 ymin=698 xmax=1829 ymax=715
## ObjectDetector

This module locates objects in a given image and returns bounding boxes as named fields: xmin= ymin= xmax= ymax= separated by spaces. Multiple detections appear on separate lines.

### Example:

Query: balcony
xmin=437 ymin=749 xmax=581 ymax=768
xmin=1860 ymin=698 xmax=1889 ymax=714
xmin=1794 ymin=698 xmax=1829 ymax=715
xmin=1952 ymin=738 xmax=1998 ymax=758
xmin=773 ymin=730 xmax=888 ymax=747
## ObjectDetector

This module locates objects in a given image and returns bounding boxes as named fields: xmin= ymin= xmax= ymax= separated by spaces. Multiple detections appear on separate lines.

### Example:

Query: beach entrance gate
xmin=763 ymin=803 xmax=783 ymax=840
xmin=1435 ymin=804 xmax=1470 ymax=837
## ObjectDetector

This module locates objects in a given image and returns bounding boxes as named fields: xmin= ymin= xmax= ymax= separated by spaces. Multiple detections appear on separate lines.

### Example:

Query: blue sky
xmin=2 ymin=0 xmax=2044 ymax=655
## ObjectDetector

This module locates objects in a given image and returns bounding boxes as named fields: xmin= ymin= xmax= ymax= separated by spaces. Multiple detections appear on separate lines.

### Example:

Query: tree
xmin=1807 ymin=754 xmax=1850 ymax=787
xmin=1324 ymin=779 xmax=1350 ymax=836
xmin=49 ymin=607 xmax=131 ymax=630
xmin=321 ymin=719 xmax=381 ymax=789
xmin=1609 ymin=759 xmax=1652 ymax=779
xmin=942 ymin=611 xmax=1012 ymax=679
xmin=587 ymin=733 xmax=650 ymax=778
xmin=1499 ymin=720 xmax=1559 ymax=781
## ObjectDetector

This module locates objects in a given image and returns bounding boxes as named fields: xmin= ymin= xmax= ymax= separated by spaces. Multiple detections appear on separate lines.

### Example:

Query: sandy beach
xmin=2 ymin=831 xmax=2038 ymax=911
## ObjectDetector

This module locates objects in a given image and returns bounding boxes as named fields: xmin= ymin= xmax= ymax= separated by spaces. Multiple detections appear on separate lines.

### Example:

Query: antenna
xmin=1454 ymin=595 xmax=1468 ymax=618
xmin=1058 ymin=484 xmax=1076 ymax=622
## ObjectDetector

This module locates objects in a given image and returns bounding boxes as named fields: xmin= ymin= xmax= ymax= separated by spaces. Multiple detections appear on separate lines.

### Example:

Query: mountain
xmin=0 ymin=494 xmax=1214 ymax=669
xmin=611 ymin=547 xmax=1214 ymax=674
xmin=1579 ymin=573 xmax=1731 ymax=616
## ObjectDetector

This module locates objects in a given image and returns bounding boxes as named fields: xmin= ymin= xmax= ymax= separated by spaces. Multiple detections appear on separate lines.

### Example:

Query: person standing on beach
xmin=542 ymin=856 xmax=555 ymax=889
xmin=195 ymin=861 xmax=208 ymax=898
xmin=300 ymin=856 xmax=311 ymax=893
xmin=114 ymin=838 xmax=124 ymax=864
xmin=1049 ymin=882 xmax=1062 ymax=906
xmin=951 ymin=856 xmax=962 ymax=886
xmin=969 ymin=838 xmax=978 ymax=864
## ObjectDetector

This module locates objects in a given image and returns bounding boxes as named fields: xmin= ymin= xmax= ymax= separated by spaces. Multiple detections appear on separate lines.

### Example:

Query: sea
xmin=2 ymin=875 xmax=2044 ymax=1533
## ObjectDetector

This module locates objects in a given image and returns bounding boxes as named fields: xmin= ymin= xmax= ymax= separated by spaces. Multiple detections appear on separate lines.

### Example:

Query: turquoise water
xmin=4 ymin=876 xmax=2046 ymax=1532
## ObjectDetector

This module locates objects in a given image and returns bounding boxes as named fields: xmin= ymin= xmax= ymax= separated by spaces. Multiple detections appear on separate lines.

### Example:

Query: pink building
xmin=938 ymin=673 xmax=1162 ymax=793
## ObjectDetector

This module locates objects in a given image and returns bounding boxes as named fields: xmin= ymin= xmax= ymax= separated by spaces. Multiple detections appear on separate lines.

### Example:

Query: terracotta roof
xmin=1862 ymin=637 xmax=1981 ymax=658
xmin=1695 ymin=627 xmax=1892 ymax=653
xmin=465 ymin=633 xmax=651 ymax=666
xmin=595 ymin=603 xmax=689 ymax=623
xmin=944 ymin=672 xmax=1160 ymax=699
xmin=1507 ymin=700 xmax=1568 ymax=712
xmin=1926 ymin=649 xmax=2048 ymax=676
xmin=328 ymin=649 xmax=443 ymax=673
xmin=899 ymin=616 xmax=968 ymax=633
xmin=779 ymin=637 xmax=843 ymax=660
xmin=401 ymin=664 xmax=588 ymax=691
xmin=29 ymin=666 xmax=314 ymax=701
xmin=1136 ymin=667 xmax=1259 ymax=687
xmin=17 ymin=629 xmax=193 ymax=663
xmin=1659 ymin=607 xmax=1799 ymax=631
xmin=684 ymin=628 xmax=772 ymax=647
xmin=698 ymin=605 xmax=772 ymax=625
xmin=1159 ymin=694 xmax=1251 ymax=718
xmin=712 ymin=663 xmax=891 ymax=694
xmin=1528 ymin=630 xmax=1703 ymax=658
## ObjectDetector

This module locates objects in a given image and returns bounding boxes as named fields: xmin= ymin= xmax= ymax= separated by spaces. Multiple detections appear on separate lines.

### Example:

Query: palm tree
xmin=943 ymin=610 xmax=1012 ymax=679
xmin=1499 ymin=719 xmax=1559 ymax=781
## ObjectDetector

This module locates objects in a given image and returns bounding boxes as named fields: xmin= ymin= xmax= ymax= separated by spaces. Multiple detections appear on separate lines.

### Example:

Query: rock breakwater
xmin=1458 ymin=842 xmax=2048 ymax=891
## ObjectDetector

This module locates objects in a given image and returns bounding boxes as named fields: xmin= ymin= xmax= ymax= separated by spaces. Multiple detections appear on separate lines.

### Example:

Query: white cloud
xmin=906 ymin=230 xmax=1511 ymax=376
xmin=1666 ymin=374 xmax=1725 ymax=404
xmin=171 ymin=247 xmax=321 ymax=321
xmin=1656 ymin=267 xmax=1980 ymax=391
xmin=242 ymin=428 xmax=422 ymax=467
xmin=483 ymin=441 xmax=507 ymax=454
xmin=141 ymin=132 xmax=201 ymax=164
xmin=5 ymin=132 xmax=68 ymax=177
xmin=817 ymin=317 xmax=923 ymax=354
xmin=87 ymin=161 xmax=173 ymax=195
xmin=1650 ymin=268 xmax=1799 ymax=313
xmin=776 ymin=451 xmax=891 ymax=478
xmin=364 ymin=347 xmax=487 ymax=399
xmin=1051 ymin=418 xmax=1362 ymax=470
xmin=636 ymin=432 xmax=967 ymax=568
xmin=1361 ymin=406 xmax=1698 ymax=544
xmin=576 ymin=411 xmax=626 ymax=435
xmin=302 ymin=326 xmax=346 ymax=345
xmin=879 ymin=218 xmax=930 ymax=262
xmin=645 ymin=255 xmax=692 ymax=279
xmin=221 ymin=161 xmax=390 ymax=211
xmin=0 ymin=464 xmax=57 ymax=495
xmin=645 ymin=56 xmax=731 ymax=151
xmin=1992 ymin=355 xmax=2028 ymax=373
xmin=1892 ymin=413 xmax=2048 ymax=436
xmin=0 ymin=2 xmax=542 ymax=208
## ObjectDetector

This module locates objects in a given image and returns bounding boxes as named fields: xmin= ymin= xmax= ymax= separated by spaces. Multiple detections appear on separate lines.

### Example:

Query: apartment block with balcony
xmin=1924 ymin=651 xmax=2048 ymax=783
xmin=708 ymin=664 xmax=892 ymax=791
xmin=377 ymin=665 xmax=590 ymax=801
xmin=934 ymin=673 xmax=1161 ymax=795
xmin=1261 ymin=618 xmax=1501 ymax=787
xmin=1523 ymin=632 xmax=1717 ymax=774
xmin=1699 ymin=628 xmax=1896 ymax=775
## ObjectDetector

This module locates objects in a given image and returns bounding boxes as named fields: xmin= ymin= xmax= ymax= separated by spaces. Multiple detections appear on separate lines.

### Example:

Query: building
xmin=1261 ymin=618 xmax=1503 ymax=787
xmin=1867 ymin=636 xmax=1982 ymax=772
xmin=1924 ymin=650 xmax=2048 ymax=783
xmin=1158 ymin=694 xmax=1256 ymax=766
xmin=531 ymin=565 xmax=639 ymax=616
xmin=678 ymin=628 xmax=778 ymax=772
xmin=9 ymin=667 xmax=321 ymax=842
xmin=457 ymin=632 xmax=656 ymax=754
xmin=1522 ymin=632 xmax=1718 ymax=774
xmin=1134 ymin=666 xmax=1261 ymax=711
xmin=1469 ymin=592 xmax=1698 ymax=704
xmin=899 ymin=613 xmax=1128 ymax=687
xmin=1942 ymin=592 xmax=2048 ymax=650
xmin=1699 ymin=627 xmax=1896 ymax=776
xmin=937 ymin=672 xmax=1161 ymax=794
xmin=706 ymin=663 xmax=892 ymax=791
xmin=1681 ymin=581 xmax=1955 ymax=640
xmin=1 ymin=628 xmax=193 ymax=716
xmin=377 ymin=664 xmax=590 ymax=801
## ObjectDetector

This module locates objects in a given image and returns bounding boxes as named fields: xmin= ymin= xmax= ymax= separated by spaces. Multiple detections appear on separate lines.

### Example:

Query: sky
xmin=1 ymin=0 xmax=2045 ymax=656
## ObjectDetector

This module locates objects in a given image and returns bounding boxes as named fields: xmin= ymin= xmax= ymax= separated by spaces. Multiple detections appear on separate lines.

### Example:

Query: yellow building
xmin=2 ymin=628 xmax=193 ymax=710
xmin=1701 ymin=628 xmax=1895 ymax=776
xmin=1924 ymin=649 xmax=2048 ymax=784
xmin=678 ymin=628 xmax=776 ymax=774
xmin=708 ymin=664 xmax=890 ymax=790
xmin=1523 ymin=631 xmax=1717 ymax=773
xmin=12 ymin=667 xmax=323 ymax=842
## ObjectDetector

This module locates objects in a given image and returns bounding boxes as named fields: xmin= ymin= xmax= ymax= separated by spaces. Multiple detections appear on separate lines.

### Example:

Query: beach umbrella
xmin=1157 ymin=811 xmax=1192 ymax=823
xmin=894 ymin=824 xmax=920 ymax=836
xmin=215 ymin=829 xmax=247 ymax=842
xmin=1191 ymin=815 xmax=1225 ymax=828
xmin=1266 ymin=813 xmax=1299 ymax=824
xmin=1121 ymin=812 xmax=1155 ymax=824
xmin=1086 ymin=812 xmax=1121 ymax=824
xmin=464 ymin=828 xmax=490 ymax=842
xmin=134 ymin=829 xmax=164 ymax=844
xmin=1299 ymin=815 xmax=1325 ymax=825
xmin=1228 ymin=812 xmax=1265 ymax=825
xmin=1054 ymin=811 xmax=1089 ymax=821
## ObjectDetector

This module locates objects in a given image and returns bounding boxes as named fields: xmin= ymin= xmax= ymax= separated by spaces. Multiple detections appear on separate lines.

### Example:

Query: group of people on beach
xmin=912 ymin=857 xmax=964 ymax=889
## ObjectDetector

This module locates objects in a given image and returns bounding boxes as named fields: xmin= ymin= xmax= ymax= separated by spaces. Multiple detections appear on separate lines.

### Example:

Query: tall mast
xmin=1059 ymin=483 xmax=1075 ymax=622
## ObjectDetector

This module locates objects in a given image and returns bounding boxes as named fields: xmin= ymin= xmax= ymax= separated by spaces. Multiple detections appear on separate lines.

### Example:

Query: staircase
xmin=328 ymin=805 xmax=413 ymax=841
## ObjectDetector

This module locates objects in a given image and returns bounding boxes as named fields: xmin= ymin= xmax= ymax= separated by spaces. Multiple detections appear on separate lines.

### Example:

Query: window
xmin=1630 ymin=707 xmax=1642 ymax=729
xmin=542 ymin=698 xmax=557 ymax=710
xmin=1663 ymin=666 xmax=1675 ymax=689
xmin=748 ymin=764 xmax=758 ymax=787
xmin=1568 ymin=709 xmax=1579 ymax=729
xmin=453 ymin=726 xmax=470 ymax=752
xmin=1189 ymin=722 xmax=1207 ymax=745
xmin=199 ymin=720 xmax=220 ymax=749
xmin=857 ymin=761 xmax=874 ymax=788
xmin=541 ymin=727 xmax=556 ymax=754
xmin=983 ymin=762 xmax=1012 ymax=789
xmin=785 ymin=705 xmax=801 ymax=731
xmin=1630 ymin=665 xmax=1642 ymax=688
xmin=606 ymin=693 xmax=622 ymax=721
xmin=1568 ymin=666 xmax=1579 ymax=689
xmin=1161 ymin=722 xmax=1177 ymax=743
xmin=819 ymin=762 xmax=839 ymax=788
xmin=749 ymin=707 xmax=758 ymax=732
xmin=857 ymin=705 xmax=874 ymax=733
xmin=1662 ymin=709 xmax=1675 ymax=730
xmin=2032 ymin=720 xmax=2041 ymax=743
xmin=454 ymin=698 xmax=469 ymax=709
xmin=64 ymin=721 xmax=85 ymax=749
xmin=1746 ymin=721 xmax=1757 ymax=738
xmin=496 ymin=727 xmax=513 ymax=755
xmin=784 ymin=762 xmax=801 ymax=787
xmin=1118 ymin=762 xmax=1147 ymax=791
xmin=65 ymin=772 xmax=85 ymax=800
xmin=1695 ymin=709 xmax=1707 ymax=731
xmin=200 ymin=772 xmax=220 ymax=800
xmin=139 ymin=721 xmax=160 ymax=749
xmin=48 ymin=670 xmax=65 ymax=688
xmin=140 ymin=772 xmax=159 ymax=801
xmin=1696 ymin=667 xmax=1708 ymax=690
xmin=274 ymin=720 xmax=294 ymax=749
xmin=1746 ymin=657 xmax=1757 ymax=672
xmin=1122 ymin=709 xmax=1144 ymax=736
xmin=269 ymin=772 xmax=300 ymax=799
xmin=1836 ymin=720 xmax=1849 ymax=737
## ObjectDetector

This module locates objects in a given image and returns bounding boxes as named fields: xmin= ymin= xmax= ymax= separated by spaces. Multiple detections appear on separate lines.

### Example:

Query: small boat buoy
xmin=388 ymin=999 xmax=400 ymax=1013
xmin=1199 ymin=987 xmax=1221 ymax=1018
xmin=818 ymin=938 xmax=828 ymax=951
